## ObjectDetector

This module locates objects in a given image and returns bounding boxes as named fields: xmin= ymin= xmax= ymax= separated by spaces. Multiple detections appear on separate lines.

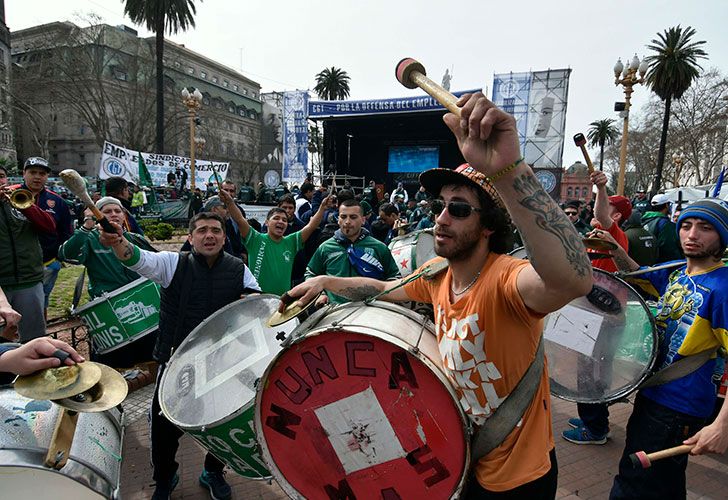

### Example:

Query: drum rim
xmin=159 ymin=293 xmax=294 ymax=430
xmin=254 ymin=301 xmax=471 ymax=499
xmin=72 ymin=277 xmax=158 ymax=315
xmin=547 ymin=268 xmax=659 ymax=404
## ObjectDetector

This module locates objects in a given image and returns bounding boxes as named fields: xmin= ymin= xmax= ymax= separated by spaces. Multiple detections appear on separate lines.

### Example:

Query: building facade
xmin=560 ymin=161 xmax=593 ymax=203
xmin=11 ymin=21 xmax=265 ymax=185
xmin=0 ymin=1 xmax=15 ymax=163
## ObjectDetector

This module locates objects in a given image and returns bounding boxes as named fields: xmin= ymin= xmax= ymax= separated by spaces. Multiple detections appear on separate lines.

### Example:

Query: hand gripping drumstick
xmin=629 ymin=444 xmax=694 ymax=469
xmin=395 ymin=58 xmax=462 ymax=117
xmin=59 ymin=169 xmax=117 ymax=234
xmin=573 ymin=133 xmax=596 ymax=174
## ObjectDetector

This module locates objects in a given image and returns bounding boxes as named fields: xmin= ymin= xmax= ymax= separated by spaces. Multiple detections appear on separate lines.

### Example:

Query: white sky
xmin=7 ymin=0 xmax=728 ymax=166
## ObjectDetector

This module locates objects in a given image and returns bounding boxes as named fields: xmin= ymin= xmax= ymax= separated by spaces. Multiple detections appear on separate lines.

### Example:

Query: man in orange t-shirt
xmin=285 ymin=92 xmax=593 ymax=498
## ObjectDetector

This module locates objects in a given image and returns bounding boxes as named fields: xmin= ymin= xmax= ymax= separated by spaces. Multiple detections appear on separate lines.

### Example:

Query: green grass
xmin=47 ymin=264 xmax=91 ymax=319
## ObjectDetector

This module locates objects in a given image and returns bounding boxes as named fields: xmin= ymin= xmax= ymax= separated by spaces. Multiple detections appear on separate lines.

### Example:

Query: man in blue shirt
xmin=592 ymin=198 xmax=728 ymax=499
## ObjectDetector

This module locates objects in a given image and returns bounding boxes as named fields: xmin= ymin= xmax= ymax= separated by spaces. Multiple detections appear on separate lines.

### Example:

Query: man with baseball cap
xmin=11 ymin=157 xmax=73 ymax=316
xmin=642 ymin=193 xmax=683 ymax=263
xmin=596 ymin=198 xmax=728 ymax=498
xmin=282 ymin=91 xmax=593 ymax=497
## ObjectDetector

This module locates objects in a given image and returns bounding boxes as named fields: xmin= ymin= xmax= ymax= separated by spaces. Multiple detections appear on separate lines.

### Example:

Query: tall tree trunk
xmin=599 ymin=142 xmax=604 ymax=171
xmin=652 ymin=95 xmax=672 ymax=198
xmin=155 ymin=22 xmax=165 ymax=154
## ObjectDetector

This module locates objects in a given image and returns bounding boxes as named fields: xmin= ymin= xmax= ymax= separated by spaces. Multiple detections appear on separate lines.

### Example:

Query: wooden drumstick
xmin=573 ymin=133 xmax=596 ymax=173
xmin=395 ymin=58 xmax=462 ymax=117
xmin=629 ymin=444 xmax=694 ymax=469
xmin=59 ymin=169 xmax=116 ymax=234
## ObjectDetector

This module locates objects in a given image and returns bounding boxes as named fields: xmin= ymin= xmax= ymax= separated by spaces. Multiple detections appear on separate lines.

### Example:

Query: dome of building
xmin=566 ymin=161 xmax=590 ymax=176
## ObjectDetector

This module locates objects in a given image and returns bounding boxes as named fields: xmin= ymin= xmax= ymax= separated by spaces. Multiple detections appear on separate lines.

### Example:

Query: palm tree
xmin=587 ymin=118 xmax=620 ymax=171
xmin=123 ymin=0 xmax=200 ymax=154
xmin=314 ymin=67 xmax=351 ymax=100
xmin=644 ymin=25 xmax=707 ymax=197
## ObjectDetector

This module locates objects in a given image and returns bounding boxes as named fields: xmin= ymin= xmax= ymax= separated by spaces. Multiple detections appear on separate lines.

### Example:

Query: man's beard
xmin=434 ymin=225 xmax=482 ymax=261
xmin=682 ymin=239 xmax=722 ymax=260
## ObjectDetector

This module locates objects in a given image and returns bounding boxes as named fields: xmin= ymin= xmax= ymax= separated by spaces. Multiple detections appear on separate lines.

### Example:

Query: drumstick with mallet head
xmin=573 ymin=133 xmax=596 ymax=173
xmin=59 ymin=169 xmax=117 ymax=234
xmin=395 ymin=58 xmax=462 ymax=117
xmin=629 ymin=444 xmax=694 ymax=469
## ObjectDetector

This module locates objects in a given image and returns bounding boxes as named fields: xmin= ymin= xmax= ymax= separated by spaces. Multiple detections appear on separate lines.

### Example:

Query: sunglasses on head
xmin=431 ymin=199 xmax=482 ymax=218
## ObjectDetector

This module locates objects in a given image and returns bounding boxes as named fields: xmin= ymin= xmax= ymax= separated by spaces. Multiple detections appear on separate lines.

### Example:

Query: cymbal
xmin=15 ymin=362 xmax=102 ymax=401
xmin=52 ymin=362 xmax=128 ymax=413
xmin=583 ymin=238 xmax=618 ymax=251
xmin=267 ymin=293 xmax=319 ymax=327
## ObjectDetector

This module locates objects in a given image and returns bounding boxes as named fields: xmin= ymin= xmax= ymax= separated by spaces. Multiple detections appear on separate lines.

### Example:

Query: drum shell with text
xmin=544 ymin=268 xmax=658 ymax=404
xmin=73 ymin=277 xmax=160 ymax=354
xmin=159 ymin=294 xmax=298 ymax=479
xmin=388 ymin=229 xmax=436 ymax=277
xmin=255 ymin=301 xmax=470 ymax=500
xmin=0 ymin=388 xmax=123 ymax=499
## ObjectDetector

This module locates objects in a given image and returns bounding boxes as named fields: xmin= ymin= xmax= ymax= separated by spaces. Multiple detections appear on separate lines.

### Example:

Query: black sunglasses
xmin=431 ymin=199 xmax=482 ymax=218
xmin=565 ymin=211 xmax=578 ymax=216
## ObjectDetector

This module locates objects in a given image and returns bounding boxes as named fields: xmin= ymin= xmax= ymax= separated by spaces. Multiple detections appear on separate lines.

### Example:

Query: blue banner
xmin=308 ymin=89 xmax=481 ymax=117
xmin=282 ymin=91 xmax=309 ymax=182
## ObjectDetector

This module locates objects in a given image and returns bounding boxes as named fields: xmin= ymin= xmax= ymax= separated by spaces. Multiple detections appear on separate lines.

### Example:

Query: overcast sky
xmin=8 ymin=0 xmax=728 ymax=167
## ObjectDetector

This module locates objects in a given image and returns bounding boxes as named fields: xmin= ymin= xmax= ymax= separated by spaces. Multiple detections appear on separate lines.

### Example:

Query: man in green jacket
xmin=305 ymin=198 xmax=400 ymax=305
xmin=642 ymin=194 xmax=683 ymax=263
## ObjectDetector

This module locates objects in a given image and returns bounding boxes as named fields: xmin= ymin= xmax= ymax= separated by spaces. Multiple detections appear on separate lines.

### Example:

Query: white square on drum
xmin=314 ymin=386 xmax=407 ymax=475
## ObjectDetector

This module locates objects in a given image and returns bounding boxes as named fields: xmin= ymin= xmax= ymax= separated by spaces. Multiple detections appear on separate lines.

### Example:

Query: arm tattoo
xmin=512 ymin=173 xmax=591 ymax=277
xmin=338 ymin=285 xmax=381 ymax=301
xmin=120 ymin=241 xmax=133 ymax=260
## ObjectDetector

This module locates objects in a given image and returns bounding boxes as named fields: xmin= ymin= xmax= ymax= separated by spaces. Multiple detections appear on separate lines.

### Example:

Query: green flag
xmin=138 ymin=153 xmax=158 ymax=210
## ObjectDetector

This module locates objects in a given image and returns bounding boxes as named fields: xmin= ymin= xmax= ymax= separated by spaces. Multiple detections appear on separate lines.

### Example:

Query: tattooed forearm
xmin=338 ymin=285 xmax=381 ymax=301
xmin=512 ymin=173 xmax=591 ymax=277
xmin=612 ymin=250 xmax=639 ymax=272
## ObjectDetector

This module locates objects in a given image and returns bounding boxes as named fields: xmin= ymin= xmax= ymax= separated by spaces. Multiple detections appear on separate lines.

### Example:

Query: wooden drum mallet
xmin=629 ymin=444 xmax=694 ymax=469
xmin=573 ymin=133 xmax=596 ymax=174
xmin=395 ymin=58 xmax=462 ymax=117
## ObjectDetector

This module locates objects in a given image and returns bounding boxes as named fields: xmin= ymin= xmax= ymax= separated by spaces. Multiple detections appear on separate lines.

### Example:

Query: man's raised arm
xmin=444 ymin=92 xmax=592 ymax=313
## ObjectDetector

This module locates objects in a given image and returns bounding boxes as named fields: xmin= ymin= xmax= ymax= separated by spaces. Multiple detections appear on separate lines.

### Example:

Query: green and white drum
xmin=158 ymin=294 xmax=298 ymax=479
xmin=388 ymin=229 xmax=435 ymax=277
xmin=73 ymin=278 xmax=161 ymax=354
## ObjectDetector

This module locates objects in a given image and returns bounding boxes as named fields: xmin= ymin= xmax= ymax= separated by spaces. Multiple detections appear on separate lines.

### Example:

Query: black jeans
xmin=465 ymin=449 xmax=557 ymax=499
xmin=610 ymin=394 xmax=705 ymax=500
xmin=150 ymin=365 xmax=225 ymax=483
xmin=577 ymin=402 xmax=610 ymax=436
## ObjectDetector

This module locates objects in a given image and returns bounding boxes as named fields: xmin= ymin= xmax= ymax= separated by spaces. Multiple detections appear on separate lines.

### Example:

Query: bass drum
xmin=389 ymin=229 xmax=436 ymax=277
xmin=255 ymin=301 xmax=470 ymax=500
xmin=0 ymin=388 xmax=123 ymax=499
xmin=159 ymin=294 xmax=298 ymax=479
xmin=544 ymin=268 xmax=658 ymax=403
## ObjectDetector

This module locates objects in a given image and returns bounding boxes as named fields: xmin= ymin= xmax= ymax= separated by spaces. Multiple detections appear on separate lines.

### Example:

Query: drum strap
xmin=639 ymin=347 xmax=718 ymax=389
xmin=471 ymin=335 xmax=545 ymax=461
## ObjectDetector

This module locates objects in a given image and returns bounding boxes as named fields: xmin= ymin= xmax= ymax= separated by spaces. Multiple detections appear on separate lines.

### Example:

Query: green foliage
xmin=314 ymin=67 xmax=351 ymax=100
xmin=138 ymin=219 xmax=174 ymax=240
xmin=587 ymin=118 xmax=620 ymax=171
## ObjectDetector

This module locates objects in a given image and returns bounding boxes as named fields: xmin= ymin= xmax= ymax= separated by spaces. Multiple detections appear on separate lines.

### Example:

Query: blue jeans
xmin=610 ymin=394 xmax=705 ymax=500
xmin=42 ymin=259 xmax=62 ymax=310
xmin=4 ymin=282 xmax=46 ymax=341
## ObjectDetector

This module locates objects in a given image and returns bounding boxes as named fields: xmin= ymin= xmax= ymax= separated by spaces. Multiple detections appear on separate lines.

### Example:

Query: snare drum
xmin=544 ymin=268 xmax=658 ymax=403
xmin=73 ymin=278 xmax=161 ymax=354
xmin=255 ymin=301 xmax=470 ymax=499
xmin=159 ymin=295 xmax=298 ymax=479
xmin=0 ymin=388 xmax=123 ymax=499
xmin=389 ymin=229 xmax=436 ymax=277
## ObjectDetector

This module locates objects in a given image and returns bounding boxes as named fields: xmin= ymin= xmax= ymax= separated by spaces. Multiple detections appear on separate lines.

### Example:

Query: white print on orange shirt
xmin=436 ymin=307 xmax=505 ymax=425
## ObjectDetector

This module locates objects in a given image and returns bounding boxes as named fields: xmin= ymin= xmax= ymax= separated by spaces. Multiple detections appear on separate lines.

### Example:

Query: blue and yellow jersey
xmin=627 ymin=260 xmax=728 ymax=418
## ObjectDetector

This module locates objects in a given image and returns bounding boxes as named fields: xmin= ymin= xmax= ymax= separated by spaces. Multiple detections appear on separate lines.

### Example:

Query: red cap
xmin=608 ymin=195 xmax=632 ymax=222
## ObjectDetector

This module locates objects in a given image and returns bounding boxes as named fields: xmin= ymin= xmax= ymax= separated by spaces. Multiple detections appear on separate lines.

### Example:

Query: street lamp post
xmin=614 ymin=54 xmax=649 ymax=196
xmin=181 ymin=87 xmax=203 ymax=190
xmin=671 ymin=151 xmax=685 ymax=187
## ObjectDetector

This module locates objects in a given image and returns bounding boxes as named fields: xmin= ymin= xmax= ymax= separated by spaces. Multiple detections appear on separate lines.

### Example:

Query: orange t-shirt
xmin=404 ymin=253 xmax=553 ymax=492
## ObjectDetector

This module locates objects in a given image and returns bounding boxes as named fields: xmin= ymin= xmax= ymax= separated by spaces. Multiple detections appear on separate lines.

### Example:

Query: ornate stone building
xmin=0 ymin=1 xmax=15 ymax=163
xmin=560 ymin=161 xmax=593 ymax=203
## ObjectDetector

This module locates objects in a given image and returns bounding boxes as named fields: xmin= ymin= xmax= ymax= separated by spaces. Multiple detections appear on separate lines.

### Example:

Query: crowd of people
xmin=1 ymin=90 xmax=727 ymax=500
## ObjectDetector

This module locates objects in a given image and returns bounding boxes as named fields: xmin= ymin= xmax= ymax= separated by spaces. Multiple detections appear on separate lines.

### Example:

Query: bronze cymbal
xmin=15 ymin=362 xmax=102 ymax=401
xmin=267 ymin=292 xmax=319 ymax=327
xmin=583 ymin=237 xmax=618 ymax=252
xmin=52 ymin=362 xmax=128 ymax=413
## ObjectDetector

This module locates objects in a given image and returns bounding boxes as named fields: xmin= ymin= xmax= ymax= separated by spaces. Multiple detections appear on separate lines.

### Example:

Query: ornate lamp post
xmin=614 ymin=54 xmax=649 ymax=196
xmin=671 ymin=151 xmax=686 ymax=186
xmin=181 ymin=87 xmax=203 ymax=190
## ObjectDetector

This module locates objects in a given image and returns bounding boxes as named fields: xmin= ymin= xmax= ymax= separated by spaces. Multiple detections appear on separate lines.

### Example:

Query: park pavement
xmin=117 ymin=385 xmax=728 ymax=499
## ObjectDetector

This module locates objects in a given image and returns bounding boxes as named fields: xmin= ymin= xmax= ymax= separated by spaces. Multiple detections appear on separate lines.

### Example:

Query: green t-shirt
xmin=244 ymin=228 xmax=303 ymax=295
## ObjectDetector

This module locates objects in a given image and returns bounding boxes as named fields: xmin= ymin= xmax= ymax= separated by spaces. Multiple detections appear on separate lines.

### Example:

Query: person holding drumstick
xmin=585 ymin=198 xmax=728 ymax=499
xmin=283 ymin=92 xmax=593 ymax=499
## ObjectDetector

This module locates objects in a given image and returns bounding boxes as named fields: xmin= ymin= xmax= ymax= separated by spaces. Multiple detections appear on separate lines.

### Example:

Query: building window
xmin=212 ymin=76 xmax=218 ymax=84
xmin=242 ymin=88 xmax=248 ymax=95
xmin=187 ymin=67 xmax=194 ymax=75
xmin=567 ymin=187 xmax=573 ymax=198
xmin=228 ymin=105 xmax=235 ymax=113
xmin=200 ymin=70 xmax=207 ymax=79
xmin=223 ymin=80 xmax=229 ymax=88
xmin=582 ymin=187 xmax=588 ymax=198
xmin=79 ymin=153 xmax=86 ymax=165
xmin=174 ymin=61 xmax=180 ymax=68
xmin=233 ymin=84 xmax=239 ymax=92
